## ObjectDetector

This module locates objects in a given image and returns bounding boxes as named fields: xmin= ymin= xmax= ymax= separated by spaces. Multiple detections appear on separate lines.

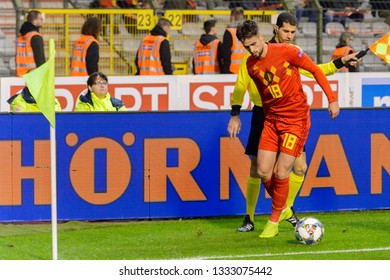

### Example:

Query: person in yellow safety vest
xmin=192 ymin=19 xmax=223 ymax=74
xmin=7 ymin=87 xmax=62 ymax=112
xmin=331 ymin=32 xmax=358 ymax=72
xmin=74 ymin=72 xmax=127 ymax=111
xmin=16 ymin=10 xmax=45 ymax=77
xmin=221 ymin=7 xmax=247 ymax=74
xmin=70 ymin=17 xmax=101 ymax=76
xmin=135 ymin=17 xmax=173 ymax=75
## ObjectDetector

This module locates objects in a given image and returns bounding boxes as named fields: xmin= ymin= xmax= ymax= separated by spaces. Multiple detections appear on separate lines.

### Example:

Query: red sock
xmin=269 ymin=177 xmax=289 ymax=222
xmin=262 ymin=178 xmax=273 ymax=197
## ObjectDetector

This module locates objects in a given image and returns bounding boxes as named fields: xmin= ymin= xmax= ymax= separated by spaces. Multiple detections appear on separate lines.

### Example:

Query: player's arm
xmin=291 ymin=48 xmax=339 ymax=119
xmin=231 ymin=54 xmax=251 ymax=108
xmin=228 ymin=54 xmax=251 ymax=139
xmin=298 ymin=53 xmax=360 ymax=77
xmin=299 ymin=60 xmax=338 ymax=77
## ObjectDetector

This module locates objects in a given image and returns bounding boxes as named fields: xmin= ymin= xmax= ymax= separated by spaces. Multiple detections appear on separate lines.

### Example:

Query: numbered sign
xmin=164 ymin=11 xmax=182 ymax=30
xmin=137 ymin=10 xmax=155 ymax=30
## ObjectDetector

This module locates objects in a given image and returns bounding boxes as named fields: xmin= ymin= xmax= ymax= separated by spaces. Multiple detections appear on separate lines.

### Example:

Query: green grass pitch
xmin=0 ymin=210 xmax=389 ymax=260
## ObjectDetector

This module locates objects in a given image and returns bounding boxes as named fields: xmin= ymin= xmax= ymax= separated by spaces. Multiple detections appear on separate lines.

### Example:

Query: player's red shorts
xmin=259 ymin=111 xmax=311 ymax=157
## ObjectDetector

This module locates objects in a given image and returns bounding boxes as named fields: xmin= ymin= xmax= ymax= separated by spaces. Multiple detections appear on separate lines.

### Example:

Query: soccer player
xmin=228 ymin=12 xmax=359 ymax=233
xmin=235 ymin=19 xmax=340 ymax=238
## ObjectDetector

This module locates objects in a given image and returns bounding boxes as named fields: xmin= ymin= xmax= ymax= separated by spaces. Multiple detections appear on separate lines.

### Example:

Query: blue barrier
xmin=0 ymin=108 xmax=388 ymax=222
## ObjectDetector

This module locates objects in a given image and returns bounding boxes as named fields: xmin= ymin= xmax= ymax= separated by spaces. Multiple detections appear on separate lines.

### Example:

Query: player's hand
xmin=328 ymin=101 xmax=340 ymax=119
xmin=227 ymin=116 xmax=241 ymax=139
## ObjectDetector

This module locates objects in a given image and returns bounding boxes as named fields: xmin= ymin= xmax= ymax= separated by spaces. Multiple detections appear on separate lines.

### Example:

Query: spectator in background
xmin=192 ymin=19 xmax=223 ymax=74
xmin=8 ymin=86 xmax=62 ymax=112
xmin=295 ymin=0 xmax=334 ymax=29
xmin=370 ymin=0 xmax=390 ymax=25
xmin=117 ymin=0 xmax=138 ymax=8
xmin=89 ymin=0 xmax=116 ymax=8
xmin=206 ymin=0 xmax=226 ymax=9
xmin=163 ymin=1 xmax=197 ymax=22
xmin=163 ymin=0 xmax=196 ymax=9
xmin=89 ymin=0 xmax=119 ymax=36
xmin=195 ymin=0 xmax=207 ymax=8
xmin=70 ymin=17 xmax=101 ymax=76
xmin=227 ymin=1 xmax=243 ymax=8
xmin=331 ymin=32 xmax=359 ymax=72
xmin=221 ymin=7 xmax=246 ymax=74
xmin=122 ymin=0 xmax=152 ymax=34
xmin=256 ymin=0 xmax=283 ymax=10
xmin=322 ymin=0 xmax=371 ymax=26
xmin=135 ymin=17 xmax=173 ymax=75
xmin=16 ymin=10 xmax=45 ymax=77
xmin=74 ymin=72 xmax=126 ymax=111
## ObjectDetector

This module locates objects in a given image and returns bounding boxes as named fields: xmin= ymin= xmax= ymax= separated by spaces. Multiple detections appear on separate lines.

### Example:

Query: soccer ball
xmin=294 ymin=217 xmax=324 ymax=245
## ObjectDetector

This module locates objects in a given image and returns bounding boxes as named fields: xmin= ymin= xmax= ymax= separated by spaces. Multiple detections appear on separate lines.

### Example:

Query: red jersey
xmin=246 ymin=43 xmax=337 ymax=119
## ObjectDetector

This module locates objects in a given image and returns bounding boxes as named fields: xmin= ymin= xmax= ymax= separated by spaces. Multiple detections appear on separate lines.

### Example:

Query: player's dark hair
xmin=275 ymin=12 xmax=298 ymax=28
xmin=236 ymin=20 xmax=258 ymax=42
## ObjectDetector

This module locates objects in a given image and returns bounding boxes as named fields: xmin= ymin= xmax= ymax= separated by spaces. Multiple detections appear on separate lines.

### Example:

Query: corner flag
xmin=369 ymin=32 xmax=390 ymax=64
xmin=23 ymin=39 xmax=56 ymax=127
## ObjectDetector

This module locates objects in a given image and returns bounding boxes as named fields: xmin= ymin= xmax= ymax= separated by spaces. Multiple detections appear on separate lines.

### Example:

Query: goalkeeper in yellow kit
xmin=227 ymin=12 xmax=359 ymax=232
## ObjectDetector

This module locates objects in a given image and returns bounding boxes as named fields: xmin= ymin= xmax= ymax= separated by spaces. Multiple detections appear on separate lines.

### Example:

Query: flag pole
xmin=23 ymin=38 xmax=58 ymax=260
xmin=50 ymin=125 xmax=58 ymax=260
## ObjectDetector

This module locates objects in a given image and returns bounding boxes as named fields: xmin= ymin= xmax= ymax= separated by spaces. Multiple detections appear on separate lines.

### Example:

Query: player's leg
xmin=284 ymin=149 xmax=307 ymax=226
xmin=288 ymin=149 xmax=307 ymax=207
xmin=255 ymin=121 xmax=278 ymax=212
xmin=258 ymin=117 xmax=308 ymax=238
xmin=237 ymin=157 xmax=260 ymax=232
xmin=237 ymin=106 xmax=264 ymax=232
xmin=258 ymin=150 xmax=295 ymax=238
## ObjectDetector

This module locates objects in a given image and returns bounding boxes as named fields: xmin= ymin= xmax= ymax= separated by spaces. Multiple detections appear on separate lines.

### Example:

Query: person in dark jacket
xmin=192 ymin=19 xmax=224 ymax=74
xmin=16 ymin=10 xmax=45 ymax=77
xmin=220 ymin=7 xmax=246 ymax=74
xmin=135 ymin=17 xmax=173 ymax=75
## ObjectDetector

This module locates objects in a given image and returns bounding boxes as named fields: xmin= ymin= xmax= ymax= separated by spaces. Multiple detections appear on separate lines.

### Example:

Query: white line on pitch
xmin=180 ymin=246 xmax=390 ymax=260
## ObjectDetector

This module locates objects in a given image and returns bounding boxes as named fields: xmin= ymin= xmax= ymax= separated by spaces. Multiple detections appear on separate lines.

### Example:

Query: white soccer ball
xmin=294 ymin=217 xmax=324 ymax=245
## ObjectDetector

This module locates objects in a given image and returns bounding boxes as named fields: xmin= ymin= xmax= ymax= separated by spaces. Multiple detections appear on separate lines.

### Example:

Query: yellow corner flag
xmin=369 ymin=32 xmax=390 ymax=64
xmin=23 ymin=39 xmax=56 ymax=127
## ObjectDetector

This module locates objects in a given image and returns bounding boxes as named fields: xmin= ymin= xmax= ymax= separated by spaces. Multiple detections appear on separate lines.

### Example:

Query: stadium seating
xmin=325 ymin=22 xmax=346 ymax=37
xmin=1 ymin=1 xmax=390 ymax=76
xmin=371 ymin=22 xmax=390 ymax=36
xmin=0 ymin=58 xmax=10 ymax=76
xmin=300 ymin=21 xmax=317 ymax=37
xmin=257 ymin=22 xmax=274 ymax=40
xmin=0 ymin=38 xmax=15 ymax=58
xmin=347 ymin=21 xmax=374 ymax=38
xmin=362 ymin=53 xmax=389 ymax=72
